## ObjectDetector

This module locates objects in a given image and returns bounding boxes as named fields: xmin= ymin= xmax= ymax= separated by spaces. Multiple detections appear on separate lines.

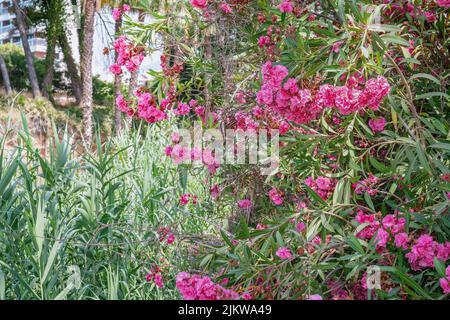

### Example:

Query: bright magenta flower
xmin=219 ymin=2 xmax=232 ymax=14
xmin=190 ymin=0 xmax=208 ymax=10
xmin=268 ymin=188 xmax=283 ymax=205
xmin=238 ymin=199 xmax=253 ymax=209
xmin=276 ymin=247 xmax=292 ymax=259
xmin=279 ymin=1 xmax=293 ymax=13
xmin=112 ymin=8 xmax=122 ymax=21
xmin=368 ymin=117 xmax=386 ymax=133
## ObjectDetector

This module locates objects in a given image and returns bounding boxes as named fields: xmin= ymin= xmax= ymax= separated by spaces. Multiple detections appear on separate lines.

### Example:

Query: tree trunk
xmin=204 ymin=35 xmax=212 ymax=112
xmin=12 ymin=0 xmax=41 ymax=98
xmin=0 ymin=55 xmax=12 ymax=95
xmin=59 ymin=32 xmax=82 ymax=104
xmin=42 ymin=35 xmax=56 ymax=100
xmin=128 ymin=10 xmax=145 ymax=94
xmin=113 ymin=13 xmax=122 ymax=133
xmin=79 ymin=0 xmax=96 ymax=144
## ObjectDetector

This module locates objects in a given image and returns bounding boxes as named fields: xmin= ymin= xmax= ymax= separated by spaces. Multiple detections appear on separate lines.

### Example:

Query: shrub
xmin=0 ymin=43 xmax=65 ymax=92
xmin=110 ymin=0 xmax=449 ymax=300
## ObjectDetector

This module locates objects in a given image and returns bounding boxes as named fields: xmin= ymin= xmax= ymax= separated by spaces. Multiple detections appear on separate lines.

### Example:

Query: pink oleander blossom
xmin=268 ymin=188 xmax=283 ymax=205
xmin=279 ymin=1 xmax=293 ymax=13
xmin=116 ymin=95 xmax=127 ymax=111
xmin=112 ymin=8 xmax=122 ymax=21
xmin=296 ymin=221 xmax=306 ymax=233
xmin=190 ymin=0 xmax=208 ymax=10
xmin=238 ymin=199 xmax=253 ymax=209
xmin=436 ymin=0 xmax=450 ymax=8
xmin=305 ymin=176 xmax=336 ymax=200
xmin=405 ymin=234 xmax=450 ymax=270
xmin=331 ymin=41 xmax=343 ymax=53
xmin=180 ymin=194 xmax=191 ymax=206
xmin=439 ymin=266 xmax=450 ymax=294
xmin=440 ymin=278 xmax=450 ymax=294
xmin=109 ymin=63 xmax=122 ymax=75
xmin=167 ymin=233 xmax=175 ymax=245
xmin=423 ymin=11 xmax=437 ymax=23
xmin=219 ymin=2 xmax=232 ymax=14
xmin=394 ymin=232 xmax=409 ymax=250
xmin=154 ymin=273 xmax=164 ymax=288
xmin=174 ymin=102 xmax=190 ymax=116
xmin=176 ymin=272 xmax=240 ymax=300
xmin=276 ymin=247 xmax=292 ymax=259
xmin=256 ymin=62 xmax=390 ymax=125
xmin=368 ymin=117 xmax=386 ymax=133
xmin=210 ymin=184 xmax=220 ymax=199
xmin=258 ymin=35 xmax=271 ymax=48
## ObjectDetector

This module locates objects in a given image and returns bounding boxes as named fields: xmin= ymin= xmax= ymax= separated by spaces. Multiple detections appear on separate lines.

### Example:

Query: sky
xmin=91 ymin=9 xmax=162 ymax=82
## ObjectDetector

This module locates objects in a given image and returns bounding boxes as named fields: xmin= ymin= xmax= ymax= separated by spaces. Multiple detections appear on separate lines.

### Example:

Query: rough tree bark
xmin=0 ymin=55 xmax=12 ymax=95
xmin=42 ymin=35 xmax=56 ymax=101
xmin=59 ymin=32 xmax=82 ymax=104
xmin=12 ymin=0 xmax=41 ymax=98
xmin=79 ymin=0 xmax=96 ymax=144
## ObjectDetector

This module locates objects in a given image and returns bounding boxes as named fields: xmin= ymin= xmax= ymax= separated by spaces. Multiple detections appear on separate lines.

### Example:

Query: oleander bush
xmin=109 ymin=0 xmax=449 ymax=300
xmin=1 ymin=0 xmax=449 ymax=300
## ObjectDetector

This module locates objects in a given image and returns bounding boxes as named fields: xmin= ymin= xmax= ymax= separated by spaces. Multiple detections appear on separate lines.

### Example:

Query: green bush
xmin=0 ymin=117 xmax=211 ymax=299
xmin=0 ymin=43 xmax=65 ymax=92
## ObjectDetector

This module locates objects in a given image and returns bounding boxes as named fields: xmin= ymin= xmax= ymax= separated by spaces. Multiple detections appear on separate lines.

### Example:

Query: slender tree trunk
xmin=204 ymin=35 xmax=212 ymax=112
xmin=59 ymin=32 xmax=82 ymax=104
xmin=128 ymin=10 xmax=145 ymax=93
xmin=42 ymin=35 xmax=56 ymax=100
xmin=12 ymin=0 xmax=41 ymax=98
xmin=114 ymin=14 xmax=122 ymax=133
xmin=0 ymin=55 xmax=12 ymax=95
xmin=79 ymin=0 xmax=96 ymax=144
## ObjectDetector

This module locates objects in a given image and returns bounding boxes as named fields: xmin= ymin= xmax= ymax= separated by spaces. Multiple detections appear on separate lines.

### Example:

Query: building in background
xmin=0 ymin=0 xmax=47 ymax=58
xmin=0 ymin=0 xmax=160 ymax=83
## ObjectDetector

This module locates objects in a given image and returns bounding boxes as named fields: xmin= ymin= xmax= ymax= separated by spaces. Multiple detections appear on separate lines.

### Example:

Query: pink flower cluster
xmin=439 ymin=266 xmax=450 ymax=294
xmin=437 ymin=0 xmax=450 ymax=8
xmin=276 ymin=247 xmax=293 ymax=259
xmin=368 ymin=117 xmax=387 ymax=133
xmin=176 ymin=272 xmax=240 ymax=300
xmin=219 ymin=2 xmax=233 ymax=14
xmin=355 ymin=211 xmax=407 ymax=251
xmin=190 ymin=0 xmax=208 ymax=10
xmin=268 ymin=188 xmax=283 ymax=205
xmin=279 ymin=1 xmax=293 ymax=13
xmin=305 ymin=176 xmax=336 ymax=200
xmin=189 ymin=99 xmax=219 ymax=125
xmin=238 ymin=199 xmax=253 ymax=209
xmin=112 ymin=4 xmax=130 ymax=21
xmin=405 ymin=234 xmax=450 ymax=271
xmin=296 ymin=221 xmax=306 ymax=233
xmin=179 ymin=193 xmax=198 ymax=206
xmin=173 ymin=102 xmax=191 ymax=116
xmin=146 ymin=267 xmax=164 ymax=288
xmin=165 ymin=144 xmax=220 ymax=174
xmin=256 ymin=62 xmax=391 ymax=124
xmin=383 ymin=0 xmax=447 ymax=22
xmin=352 ymin=175 xmax=380 ymax=195
xmin=158 ymin=226 xmax=175 ymax=245
xmin=115 ymin=90 xmax=168 ymax=123
xmin=110 ymin=36 xmax=145 ymax=75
